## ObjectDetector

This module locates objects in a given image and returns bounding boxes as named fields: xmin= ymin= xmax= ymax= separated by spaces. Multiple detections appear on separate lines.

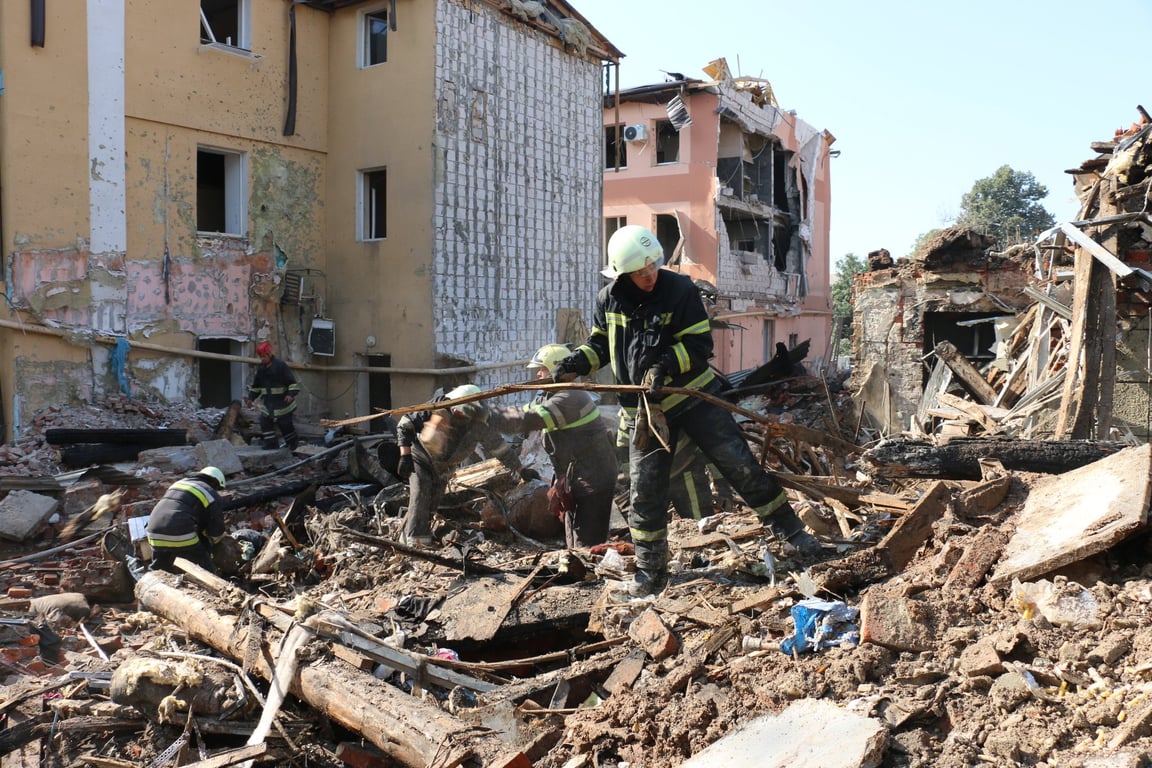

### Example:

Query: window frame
xmin=604 ymin=125 xmax=627 ymax=170
xmin=359 ymin=168 xmax=388 ymax=241
xmin=360 ymin=6 xmax=389 ymax=68
xmin=655 ymin=119 xmax=680 ymax=165
xmin=603 ymin=216 xmax=626 ymax=270
xmin=196 ymin=147 xmax=248 ymax=237
xmin=200 ymin=0 xmax=252 ymax=51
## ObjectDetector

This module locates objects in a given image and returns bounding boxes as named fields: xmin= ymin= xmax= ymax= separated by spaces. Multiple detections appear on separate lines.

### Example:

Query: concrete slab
xmin=0 ymin=490 xmax=60 ymax=542
xmin=235 ymin=445 xmax=294 ymax=473
xmin=680 ymin=698 xmax=887 ymax=768
xmin=137 ymin=445 xmax=198 ymax=474
xmin=194 ymin=439 xmax=244 ymax=477
xmin=990 ymin=443 xmax=1151 ymax=586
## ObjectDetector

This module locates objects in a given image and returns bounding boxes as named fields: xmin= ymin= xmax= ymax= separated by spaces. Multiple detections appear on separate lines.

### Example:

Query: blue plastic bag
xmin=779 ymin=598 xmax=860 ymax=655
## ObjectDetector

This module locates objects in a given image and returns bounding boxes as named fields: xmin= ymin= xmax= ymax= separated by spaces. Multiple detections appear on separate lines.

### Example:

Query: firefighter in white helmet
xmin=146 ymin=466 xmax=228 ymax=573
xmin=395 ymin=384 xmax=539 ymax=547
xmin=551 ymin=225 xmax=823 ymax=597
xmin=489 ymin=344 xmax=618 ymax=548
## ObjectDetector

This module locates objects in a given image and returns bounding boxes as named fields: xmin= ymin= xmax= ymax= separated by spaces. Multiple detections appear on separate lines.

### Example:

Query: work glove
xmin=519 ymin=467 xmax=542 ymax=482
xmin=642 ymin=364 xmax=667 ymax=396
xmin=396 ymin=454 xmax=414 ymax=481
xmin=549 ymin=359 xmax=579 ymax=384
xmin=632 ymin=405 xmax=651 ymax=451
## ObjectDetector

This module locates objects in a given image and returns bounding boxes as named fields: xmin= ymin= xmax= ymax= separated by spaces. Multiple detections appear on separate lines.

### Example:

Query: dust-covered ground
xmin=3 ymin=396 xmax=1152 ymax=768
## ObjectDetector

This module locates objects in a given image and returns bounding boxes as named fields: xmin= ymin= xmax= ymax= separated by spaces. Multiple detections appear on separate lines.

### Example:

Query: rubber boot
xmin=758 ymin=501 xmax=823 ymax=558
xmin=628 ymin=538 xmax=669 ymax=597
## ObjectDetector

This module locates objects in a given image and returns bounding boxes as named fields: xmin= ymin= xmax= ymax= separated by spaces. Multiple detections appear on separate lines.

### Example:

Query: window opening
xmin=773 ymin=149 xmax=789 ymax=207
xmin=655 ymin=120 xmax=679 ymax=164
xmin=201 ymin=0 xmax=250 ymax=49
xmin=197 ymin=148 xmax=246 ymax=235
xmin=654 ymin=214 xmax=680 ymax=265
xmin=922 ymin=312 xmax=1003 ymax=386
xmin=361 ymin=168 xmax=387 ymax=240
xmin=603 ymin=216 xmax=626 ymax=270
xmin=363 ymin=9 xmax=388 ymax=66
xmin=604 ymin=126 xmax=626 ymax=169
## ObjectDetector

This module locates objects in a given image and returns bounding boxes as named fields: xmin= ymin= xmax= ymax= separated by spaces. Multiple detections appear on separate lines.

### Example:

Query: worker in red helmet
xmin=246 ymin=341 xmax=301 ymax=450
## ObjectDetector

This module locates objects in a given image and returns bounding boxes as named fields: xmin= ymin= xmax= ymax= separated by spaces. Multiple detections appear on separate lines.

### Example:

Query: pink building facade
xmin=602 ymin=74 xmax=835 ymax=373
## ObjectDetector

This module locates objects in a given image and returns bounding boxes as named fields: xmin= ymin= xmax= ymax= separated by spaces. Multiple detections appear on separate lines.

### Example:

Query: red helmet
xmin=256 ymin=342 xmax=273 ymax=357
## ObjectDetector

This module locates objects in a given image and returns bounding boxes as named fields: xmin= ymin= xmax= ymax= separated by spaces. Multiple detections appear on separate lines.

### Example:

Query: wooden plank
xmin=990 ymin=443 xmax=1152 ymax=585
xmin=933 ymin=341 xmax=998 ymax=405
xmin=935 ymin=392 xmax=1003 ymax=434
xmin=879 ymin=481 xmax=951 ymax=571
xmin=1056 ymin=249 xmax=1095 ymax=438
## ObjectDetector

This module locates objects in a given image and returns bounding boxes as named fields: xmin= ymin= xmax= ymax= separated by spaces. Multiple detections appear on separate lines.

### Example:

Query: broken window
xmin=603 ymin=216 xmax=625 ymax=270
xmin=773 ymin=149 xmax=790 ymax=208
xmin=197 ymin=148 xmax=246 ymax=235
xmin=923 ymin=312 xmax=1004 ymax=384
xmin=655 ymin=120 xmax=679 ymax=165
xmin=200 ymin=0 xmax=250 ymax=49
xmin=604 ymin=126 xmax=626 ymax=169
xmin=360 ymin=168 xmax=387 ymax=240
xmin=362 ymin=8 xmax=388 ymax=66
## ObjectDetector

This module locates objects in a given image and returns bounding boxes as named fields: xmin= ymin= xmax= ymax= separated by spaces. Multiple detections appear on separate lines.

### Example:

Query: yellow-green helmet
xmin=604 ymin=225 xmax=664 ymax=278
xmin=528 ymin=344 xmax=571 ymax=371
xmin=198 ymin=466 xmax=226 ymax=489
xmin=444 ymin=384 xmax=487 ymax=422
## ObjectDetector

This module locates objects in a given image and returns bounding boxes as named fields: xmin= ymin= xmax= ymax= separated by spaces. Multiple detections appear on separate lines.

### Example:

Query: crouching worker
xmin=146 ymin=467 xmax=227 ymax=574
xmin=489 ymin=344 xmax=618 ymax=548
xmin=396 ymin=384 xmax=538 ymax=548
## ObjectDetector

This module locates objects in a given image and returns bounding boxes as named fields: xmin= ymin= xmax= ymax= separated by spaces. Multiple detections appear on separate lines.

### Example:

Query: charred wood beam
xmin=862 ymin=437 xmax=1123 ymax=480
xmin=46 ymin=429 xmax=188 ymax=446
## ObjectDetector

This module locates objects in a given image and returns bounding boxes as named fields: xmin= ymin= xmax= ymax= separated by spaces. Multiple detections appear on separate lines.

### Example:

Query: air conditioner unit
xmin=623 ymin=124 xmax=647 ymax=142
xmin=308 ymin=318 xmax=336 ymax=357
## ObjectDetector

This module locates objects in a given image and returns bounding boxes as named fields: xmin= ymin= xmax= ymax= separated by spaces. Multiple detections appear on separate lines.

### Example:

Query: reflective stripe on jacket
xmin=147 ymin=477 xmax=224 ymax=548
xmin=249 ymin=356 xmax=300 ymax=417
xmin=569 ymin=270 xmax=715 ymax=418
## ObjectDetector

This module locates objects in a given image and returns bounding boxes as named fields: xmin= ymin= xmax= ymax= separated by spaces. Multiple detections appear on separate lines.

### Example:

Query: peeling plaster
xmin=249 ymin=148 xmax=323 ymax=264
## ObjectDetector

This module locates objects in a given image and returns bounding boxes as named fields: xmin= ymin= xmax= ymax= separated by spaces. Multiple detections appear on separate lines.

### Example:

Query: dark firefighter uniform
xmin=249 ymin=354 xmax=300 ymax=449
xmin=557 ymin=268 xmax=797 ymax=588
xmin=147 ymin=475 xmax=226 ymax=573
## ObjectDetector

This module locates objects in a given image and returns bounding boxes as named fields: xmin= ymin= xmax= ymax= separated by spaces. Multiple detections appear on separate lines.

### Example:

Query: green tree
xmin=909 ymin=228 xmax=943 ymax=258
xmin=831 ymin=252 xmax=866 ymax=356
xmin=956 ymin=165 xmax=1055 ymax=246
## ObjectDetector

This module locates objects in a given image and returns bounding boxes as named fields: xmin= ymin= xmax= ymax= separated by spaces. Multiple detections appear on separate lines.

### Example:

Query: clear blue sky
xmin=575 ymin=0 xmax=1151 ymax=270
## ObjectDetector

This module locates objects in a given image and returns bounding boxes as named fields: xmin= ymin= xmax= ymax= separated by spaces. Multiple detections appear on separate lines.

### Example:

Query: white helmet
xmin=528 ymin=344 xmax=571 ymax=371
xmin=604 ymin=225 xmax=664 ymax=278
xmin=444 ymin=384 xmax=487 ymax=422
xmin=198 ymin=466 xmax=226 ymax=489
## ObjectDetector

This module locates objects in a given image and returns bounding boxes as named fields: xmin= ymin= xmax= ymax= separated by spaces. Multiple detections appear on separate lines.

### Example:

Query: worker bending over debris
xmin=396 ymin=384 xmax=540 ymax=548
xmin=552 ymin=225 xmax=824 ymax=597
xmin=146 ymin=466 xmax=228 ymax=574
xmin=489 ymin=344 xmax=618 ymax=548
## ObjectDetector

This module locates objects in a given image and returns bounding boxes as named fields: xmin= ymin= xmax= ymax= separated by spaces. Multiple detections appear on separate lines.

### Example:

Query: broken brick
xmin=628 ymin=608 xmax=680 ymax=661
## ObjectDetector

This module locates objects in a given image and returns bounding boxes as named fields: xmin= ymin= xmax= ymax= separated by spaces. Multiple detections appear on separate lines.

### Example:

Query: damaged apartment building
xmin=602 ymin=59 xmax=835 ymax=372
xmin=851 ymin=109 xmax=1152 ymax=441
xmin=0 ymin=0 xmax=619 ymax=440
